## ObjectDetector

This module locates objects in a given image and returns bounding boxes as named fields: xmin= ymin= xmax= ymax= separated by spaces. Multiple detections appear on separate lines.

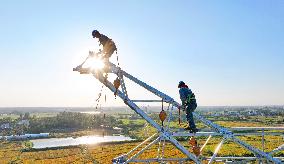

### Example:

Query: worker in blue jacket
xmin=178 ymin=81 xmax=198 ymax=133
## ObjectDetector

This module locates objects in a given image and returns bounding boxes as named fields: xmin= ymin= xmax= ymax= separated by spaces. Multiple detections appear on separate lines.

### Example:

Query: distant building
xmin=5 ymin=133 xmax=49 ymax=141
xmin=247 ymin=110 xmax=258 ymax=116
xmin=213 ymin=113 xmax=221 ymax=117
xmin=17 ymin=120 xmax=30 ymax=127
xmin=113 ymin=127 xmax=123 ymax=133
xmin=227 ymin=111 xmax=239 ymax=116
xmin=0 ymin=123 xmax=10 ymax=129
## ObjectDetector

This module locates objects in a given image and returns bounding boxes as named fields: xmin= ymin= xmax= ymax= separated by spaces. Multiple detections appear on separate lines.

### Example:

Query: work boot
xmin=190 ymin=128 xmax=199 ymax=133
xmin=184 ymin=126 xmax=191 ymax=131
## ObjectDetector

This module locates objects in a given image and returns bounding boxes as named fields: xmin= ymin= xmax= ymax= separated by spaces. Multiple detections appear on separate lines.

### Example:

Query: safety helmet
xmin=92 ymin=30 xmax=99 ymax=37
xmin=178 ymin=81 xmax=185 ymax=88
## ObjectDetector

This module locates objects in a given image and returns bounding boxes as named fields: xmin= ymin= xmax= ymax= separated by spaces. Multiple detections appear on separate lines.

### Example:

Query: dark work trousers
xmin=186 ymin=100 xmax=197 ymax=129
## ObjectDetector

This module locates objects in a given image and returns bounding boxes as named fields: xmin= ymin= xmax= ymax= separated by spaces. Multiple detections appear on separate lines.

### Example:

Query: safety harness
xmin=178 ymin=92 xmax=196 ymax=127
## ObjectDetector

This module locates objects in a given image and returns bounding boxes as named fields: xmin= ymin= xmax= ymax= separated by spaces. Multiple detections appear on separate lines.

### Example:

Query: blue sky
xmin=0 ymin=0 xmax=283 ymax=107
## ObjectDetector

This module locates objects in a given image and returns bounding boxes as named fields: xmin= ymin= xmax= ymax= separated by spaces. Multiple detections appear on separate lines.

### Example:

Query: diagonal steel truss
xmin=74 ymin=58 xmax=283 ymax=164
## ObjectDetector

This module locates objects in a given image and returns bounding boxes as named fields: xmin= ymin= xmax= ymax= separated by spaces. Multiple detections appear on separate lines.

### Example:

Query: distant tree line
xmin=28 ymin=111 xmax=119 ymax=133
xmin=0 ymin=111 xmax=119 ymax=134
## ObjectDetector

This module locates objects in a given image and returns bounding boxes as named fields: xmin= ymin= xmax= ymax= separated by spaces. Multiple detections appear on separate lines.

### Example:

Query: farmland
xmin=0 ymin=135 xmax=283 ymax=163
xmin=0 ymin=106 xmax=283 ymax=163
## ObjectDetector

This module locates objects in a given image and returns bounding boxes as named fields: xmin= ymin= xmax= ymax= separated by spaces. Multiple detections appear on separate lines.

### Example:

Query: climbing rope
xmin=93 ymin=70 xmax=109 ymax=138
xmin=115 ymin=50 xmax=120 ymax=66
xmin=95 ymin=85 xmax=104 ymax=109
xmin=189 ymin=136 xmax=200 ymax=156
xmin=165 ymin=103 xmax=173 ymax=131
xmin=95 ymin=72 xmax=108 ymax=109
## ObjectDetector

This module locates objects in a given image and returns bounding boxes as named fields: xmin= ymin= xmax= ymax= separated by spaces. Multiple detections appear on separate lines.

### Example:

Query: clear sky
xmin=0 ymin=0 xmax=283 ymax=107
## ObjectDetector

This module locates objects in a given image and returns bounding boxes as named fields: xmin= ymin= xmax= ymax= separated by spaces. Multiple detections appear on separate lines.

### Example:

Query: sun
xmin=83 ymin=57 xmax=105 ymax=70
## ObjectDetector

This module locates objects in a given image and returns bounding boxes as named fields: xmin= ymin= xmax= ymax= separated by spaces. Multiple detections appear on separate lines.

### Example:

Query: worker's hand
xmin=178 ymin=105 xmax=185 ymax=111
xmin=89 ymin=51 xmax=94 ymax=57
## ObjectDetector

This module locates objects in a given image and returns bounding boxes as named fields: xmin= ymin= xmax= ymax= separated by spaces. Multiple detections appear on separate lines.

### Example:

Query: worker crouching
xmin=92 ymin=30 xmax=117 ymax=61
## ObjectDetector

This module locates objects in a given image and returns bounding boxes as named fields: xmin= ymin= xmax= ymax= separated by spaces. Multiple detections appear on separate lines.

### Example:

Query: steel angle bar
xmin=232 ymin=137 xmax=282 ymax=164
xmin=156 ymin=135 xmax=162 ymax=159
xmin=125 ymin=133 xmax=157 ymax=156
xmin=93 ymin=72 xmax=162 ymax=131
xmin=262 ymin=128 xmax=265 ymax=151
xmin=126 ymin=136 xmax=160 ymax=163
xmin=206 ymin=156 xmax=284 ymax=160
xmin=208 ymin=138 xmax=225 ymax=164
xmin=269 ymin=144 xmax=284 ymax=155
xmin=172 ymin=132 xmax=220 ymax=137
xmin=160 ymin=136 xmax=166 ymax=160
xmin=230 ymin=127 xmax=284 ymax=131
xmin=191 ymin=112 xmax=233 ymax=135
xmin=131 ymin=100 xmax=163 ymax=102
xmin=160 ymin=132 xmax=200 ymax=163
xmin=117 ymin=68 xmax=128 ymax=98
xmin=107 ymin=63 xmax=174 ymax=103
xmin=131 ymin=158 xmax=191 ymax=163
xmin=200 ymin=135 xmax=212 ymax=152
xmin=165 ymin=104 xmax=174 ymax=131
xmin=234 ymin=132 xmax=284 ymax=136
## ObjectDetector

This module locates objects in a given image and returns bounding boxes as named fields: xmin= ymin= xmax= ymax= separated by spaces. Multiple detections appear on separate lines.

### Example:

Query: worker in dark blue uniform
xmin=92 ymin=30 xmax=117 ymax=60
xmin=178 ymin=81 xmax=198 ymax=133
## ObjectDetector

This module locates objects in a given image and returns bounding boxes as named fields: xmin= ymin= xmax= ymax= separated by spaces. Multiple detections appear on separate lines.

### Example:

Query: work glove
xmin=179 ymin=105 xmax=186 ymax=112
xmin=89 ymin=51 xmax=95 ymax=57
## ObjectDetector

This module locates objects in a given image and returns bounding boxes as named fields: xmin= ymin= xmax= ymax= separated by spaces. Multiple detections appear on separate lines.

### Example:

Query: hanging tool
xmin=95 ymin=73 xmax=108 ymax=109
xmin=113 ymin=77 xmax=120 ymax=97
xmin=189 ymin=137 xmax=197 ymax=147
xmin=159 ymin=99 xmax=167 ymax=127
xmin=189 ymin=136 xmax=200 ymax=156
xmin=193 ymin=146 xmax=201 ymax=156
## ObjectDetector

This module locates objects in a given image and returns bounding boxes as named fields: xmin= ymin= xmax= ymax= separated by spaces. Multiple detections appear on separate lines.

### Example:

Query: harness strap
xmin=178 ymin=107 xmax=181 ymax=126
xmin=187 ymin=93 xmax=196 ymax=104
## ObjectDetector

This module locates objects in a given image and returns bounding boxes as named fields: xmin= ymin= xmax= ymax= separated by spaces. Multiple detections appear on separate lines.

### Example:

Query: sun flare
xmin=83 ymin=57 xmax=105 ymax=70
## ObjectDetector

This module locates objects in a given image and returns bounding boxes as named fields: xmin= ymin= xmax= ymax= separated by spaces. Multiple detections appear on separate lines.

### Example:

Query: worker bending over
xmin=92 ymin=30 xmax=117 ymax=60
xmin=178 ymin=81 xmax=198 ymax=133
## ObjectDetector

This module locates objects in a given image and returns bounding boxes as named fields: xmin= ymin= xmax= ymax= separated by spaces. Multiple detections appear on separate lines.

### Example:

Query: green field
xmin=0 ymin=120 xmax=283 ymax=163
xmin=0 ymin=110 xmax=283 ymax=163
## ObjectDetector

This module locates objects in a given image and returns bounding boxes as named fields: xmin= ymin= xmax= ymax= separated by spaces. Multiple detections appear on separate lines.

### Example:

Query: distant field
xmin=0 ymin=114 xmax=19 ymax=119
xmin=0 ymin=107 xmax=283 ymax=163
xmin=0 ymin=113 xmax=57 ymax=120
xmin=0 ymin=119 xmax=283 ymax=163
xmin=30 ymin=113 xmax=58 ymax=118
xmin=0 ymin=135 xmax=283 ymax=163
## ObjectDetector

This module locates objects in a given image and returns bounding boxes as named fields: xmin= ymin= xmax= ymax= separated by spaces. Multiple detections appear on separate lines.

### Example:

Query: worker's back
xmin=98 ymin=34 xmax=110 ymax=46
xmin=179 ymin=87 xmax=192 ymax=102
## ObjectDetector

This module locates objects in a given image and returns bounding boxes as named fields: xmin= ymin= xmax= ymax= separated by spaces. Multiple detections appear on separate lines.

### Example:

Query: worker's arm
xmin=179 ymin=88 xmax=188 ymax=108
